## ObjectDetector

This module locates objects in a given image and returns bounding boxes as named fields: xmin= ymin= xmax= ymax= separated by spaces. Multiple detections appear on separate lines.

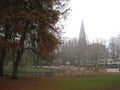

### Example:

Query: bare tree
xmin=55 ymin=38 xmax=79 ymax=65
xmin=88 ymin=40 xmax=108 ymax=66
xmin=56 ymin=38 xmax=109 ymax=67
xmin=109 ymin=36 xmax=120 ymax=61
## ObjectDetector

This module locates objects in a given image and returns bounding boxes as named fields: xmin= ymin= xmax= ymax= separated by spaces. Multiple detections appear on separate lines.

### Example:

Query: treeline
xmin=55 ymin=36 xmax=120 ymax=66
xmin=55 ymin=38 xmax=108 ymax=66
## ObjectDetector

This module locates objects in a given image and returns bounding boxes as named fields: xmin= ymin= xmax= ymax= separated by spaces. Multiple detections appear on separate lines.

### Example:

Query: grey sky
xmin=64 ymin=0 xmax=120 ymax=42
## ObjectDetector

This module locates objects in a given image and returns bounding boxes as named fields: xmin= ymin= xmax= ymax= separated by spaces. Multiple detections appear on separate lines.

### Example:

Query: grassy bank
xmin=0 ymin=74 xmax=120 ymax=90
xmin=4 ymin=67 xmax=51 ymax=73
xmin=18 ymin=67 xmax=51 ymax=73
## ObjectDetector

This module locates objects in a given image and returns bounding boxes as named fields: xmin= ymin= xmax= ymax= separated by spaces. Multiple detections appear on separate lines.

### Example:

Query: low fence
xmin=107 ymin=68 xmax=120 ymax=73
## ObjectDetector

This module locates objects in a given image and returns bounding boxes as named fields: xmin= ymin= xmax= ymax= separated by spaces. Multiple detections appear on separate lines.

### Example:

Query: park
xmin=1 ymin=0 xmax=120 ymax=90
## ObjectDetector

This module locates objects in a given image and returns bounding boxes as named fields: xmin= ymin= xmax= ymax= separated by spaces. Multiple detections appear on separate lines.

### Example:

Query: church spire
xmin=79 ymin=20 xmax=87 ymax=45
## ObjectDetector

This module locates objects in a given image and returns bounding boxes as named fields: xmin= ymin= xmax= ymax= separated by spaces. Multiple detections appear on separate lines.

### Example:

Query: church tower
xmin=78 ymin=20 xmax=87 ymax=46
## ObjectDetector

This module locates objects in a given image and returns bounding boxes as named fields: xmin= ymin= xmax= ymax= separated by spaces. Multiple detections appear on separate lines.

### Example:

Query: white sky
xmin=63 ymin=0 xmax=120 ymax=42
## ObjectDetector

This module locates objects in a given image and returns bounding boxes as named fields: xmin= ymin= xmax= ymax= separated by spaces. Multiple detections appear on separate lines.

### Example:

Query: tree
xmin=0 ymin=0 xmax=70 ymax=79
xmin=88 ymin=40 xmax=108 ymax=66
xmin=109 ymin=36 xmax=120 ymax=61
xmin=0 ymin=29 xmax=9 ymax=76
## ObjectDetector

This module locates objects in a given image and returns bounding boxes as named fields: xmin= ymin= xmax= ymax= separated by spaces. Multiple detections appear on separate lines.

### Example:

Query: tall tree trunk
xmin=0 ymin=47 xmax=6 ymax=77
xmin=11 ymin=30 xmax=26 ymax=79
xmin=11 ymin=49 xmax=23 ymax=79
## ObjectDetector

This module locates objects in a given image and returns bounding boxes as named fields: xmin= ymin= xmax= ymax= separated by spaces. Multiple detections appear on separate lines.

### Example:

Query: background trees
xmin=88 ymin=40 xmax=108 ymax=66
xmin=55 ymin=38 xmax=109 ymax=66
xmin=109 ymin=36 xmax=120 ymax=61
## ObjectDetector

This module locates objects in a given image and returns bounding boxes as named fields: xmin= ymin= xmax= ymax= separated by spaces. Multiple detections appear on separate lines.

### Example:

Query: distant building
xmin=77 ymin=20 xmax=88 ymax=66
xmin=78 ymin=20 xmax=87 ymax=46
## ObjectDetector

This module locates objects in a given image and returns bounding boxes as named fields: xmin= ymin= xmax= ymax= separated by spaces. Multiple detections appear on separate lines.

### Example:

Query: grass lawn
xmin=0 ymin=74 xmax=120 ymax=90
xmin=4 ymin=67 xmax=51 ymax=73
xmin=18 ymin=67 xmax=51 ymax=73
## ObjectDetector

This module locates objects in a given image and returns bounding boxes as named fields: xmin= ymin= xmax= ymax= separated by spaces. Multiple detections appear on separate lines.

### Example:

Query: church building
xmin=78 ymin=20 xmax=87 ymax=46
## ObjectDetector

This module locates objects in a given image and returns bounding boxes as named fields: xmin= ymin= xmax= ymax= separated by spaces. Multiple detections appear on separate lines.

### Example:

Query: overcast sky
xmin=63 ymin=0 xmax=120 ymax=42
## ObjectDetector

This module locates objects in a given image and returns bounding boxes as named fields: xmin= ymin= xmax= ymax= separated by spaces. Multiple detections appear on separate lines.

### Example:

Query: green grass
xmin=51 ymin=74 xmax=120 ymax=90
xmin=4 ymin=67 xmax=51 ymax=73
xmin=1 ymin=74 xmax=120 ymax=90
xmin=18 ymin=67 xmax=50 ymax=73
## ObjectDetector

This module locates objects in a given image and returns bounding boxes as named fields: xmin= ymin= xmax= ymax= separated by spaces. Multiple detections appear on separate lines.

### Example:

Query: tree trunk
xmin=11 ymin=49 xmax=22 ymax=79
xmin=11 ymin=30 xmax=26 ymax=79
xmin=0 ymin=47 xmax=6 ymax=77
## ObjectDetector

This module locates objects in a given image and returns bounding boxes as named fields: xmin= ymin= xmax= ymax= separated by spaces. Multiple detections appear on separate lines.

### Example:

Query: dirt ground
xmin=0 ymin=76 xmax=68 ymax=90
